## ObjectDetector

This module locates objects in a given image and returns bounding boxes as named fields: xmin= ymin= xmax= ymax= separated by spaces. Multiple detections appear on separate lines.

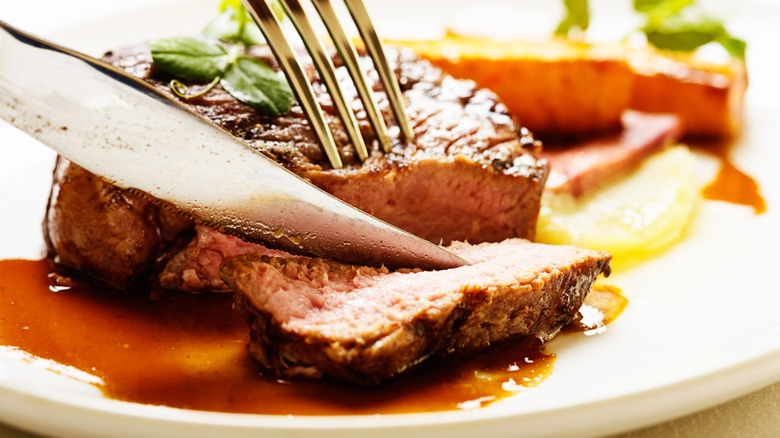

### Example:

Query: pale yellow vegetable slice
xmin=536 ymin=145 xmax=698 ymax=263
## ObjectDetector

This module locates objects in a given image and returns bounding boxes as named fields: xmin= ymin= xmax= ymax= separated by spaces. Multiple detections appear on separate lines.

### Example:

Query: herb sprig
xmin=202 ymin=0 xmax=275 ymax=46
xmin=555 ymin=0 xmax=590 ymax=36
xmin=636 ymin=0 xmax=746 ymax=59
xmin=557 ymin=0 xmax=746 ymax=59
xmin=149 ymin=0 xmax=293 ymax=116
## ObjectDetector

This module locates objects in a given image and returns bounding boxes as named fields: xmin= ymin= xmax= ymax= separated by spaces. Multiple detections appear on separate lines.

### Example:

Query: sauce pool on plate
xmin=0 ymin=259 xmax=581 ymax=414
xmin=698 ymin=141 xmax=767 ymax=214
xmin=0 ymin=259 xmax=624 ymax=415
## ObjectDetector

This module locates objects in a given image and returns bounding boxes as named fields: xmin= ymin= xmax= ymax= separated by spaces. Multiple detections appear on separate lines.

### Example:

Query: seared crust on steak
xmin=44 ymin=157 xmax=192 ymax=288
xmin=222 ymin=239 xmax=611 ymax=384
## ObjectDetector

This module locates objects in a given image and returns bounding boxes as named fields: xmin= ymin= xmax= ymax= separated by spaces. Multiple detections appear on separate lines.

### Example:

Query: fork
xmin=242 ymin=0 xmax=414 ymax=169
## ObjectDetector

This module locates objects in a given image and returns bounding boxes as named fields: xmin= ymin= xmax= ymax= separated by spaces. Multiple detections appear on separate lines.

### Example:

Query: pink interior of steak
xmin=233 ymin=239 xmax=610 ymax=340
xmin=224 ymin=238 xmax=611 ymax=383
xmin=313 ymin=154 xmax=544 ymax=244
xmin=158 ymin=225 xmax=294 ymax=292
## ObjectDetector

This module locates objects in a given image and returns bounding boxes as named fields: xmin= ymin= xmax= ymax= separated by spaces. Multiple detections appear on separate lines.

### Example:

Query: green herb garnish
xmin=557 ymin=0 xmax=746 ymax=59
xmin=221 ymin=56 xmax=293 ymax=116
xmin=634 ymin=0 xmax=694 ymax=15
xmin=202 ymin=0 xmax=286 ymax=46
xmin=202 ymin=0 xmax=265 ymax=46
xmin=555 ymin=0 xmax=590 ymax=37
xmin=149 ymin=37 xmax=232 ymax=81
xmin=636 ymin=0 xmax=746 ymax=59
xmin=149 ymin=1 xmax=293 ymax=116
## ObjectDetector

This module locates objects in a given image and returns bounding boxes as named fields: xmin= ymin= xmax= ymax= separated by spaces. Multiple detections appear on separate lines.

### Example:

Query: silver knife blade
xmin=0 ymin=21 xmax=468 ymax=270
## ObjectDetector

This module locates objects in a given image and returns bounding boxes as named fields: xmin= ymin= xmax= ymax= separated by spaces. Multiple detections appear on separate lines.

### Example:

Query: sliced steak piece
xmin=222 ymin=239 xmax=611 ymax=384
xmin=541 ymin=111 xmax=682 ymax=198
xmin=43 ymin=43 xmax=548 ymax=290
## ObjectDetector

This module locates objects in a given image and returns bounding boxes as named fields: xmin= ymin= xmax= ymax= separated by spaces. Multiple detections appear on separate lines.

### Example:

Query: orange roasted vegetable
xmin=390 ymin=33 xmax=746 ymax=139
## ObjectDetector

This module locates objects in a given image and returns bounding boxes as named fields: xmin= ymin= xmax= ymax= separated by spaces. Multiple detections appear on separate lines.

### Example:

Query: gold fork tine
xmin=242 ymin=0 xmax=344 ymax=169
xmin=311 ymin=0 xmax=392 ymax=153
xmin=280 ymin=0 xmax=369 ymax=161
xmin=343 ymin=0 xmax=415 ymax=143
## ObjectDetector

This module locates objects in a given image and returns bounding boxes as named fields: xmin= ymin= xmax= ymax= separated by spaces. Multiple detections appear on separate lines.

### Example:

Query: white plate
xmin=1 ymin=0 xmax=779 ymax=437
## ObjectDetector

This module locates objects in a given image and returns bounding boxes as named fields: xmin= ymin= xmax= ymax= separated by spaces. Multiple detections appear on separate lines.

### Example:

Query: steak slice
xmin=541 ymin=111 xmax=682 ymax=198
xmin=44 ymin=43 xmax=548 ymax=290
xmin=222 ymin=239 xmax=611 ymax=384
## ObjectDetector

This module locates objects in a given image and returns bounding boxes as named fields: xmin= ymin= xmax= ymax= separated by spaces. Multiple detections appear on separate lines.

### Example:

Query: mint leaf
xmin=220 ymin=56 xmax=293 ymax=116
xmin=150 ymin=37 xmax=229 ymax=81
xmin=634 ymin=1 xmax=746 ymax=59
xmin=202 ymin=6 xmax=243 ymax=42
xmin=150 ymin=2 xmax=295 ymax=117
xmin=634 ymin=0 xmax=664 ymax=12
xmin=643 ymin=13 xmax=724 ymax=51
xmin=203 ymin=0 xmax=286 ymax=46
xmin=555 ymin=0 xmax=589 ymax=36
xmin=218 ymin=0 xmax=243 ymax=12
xmin=203 ymin=3 xmax=266 ymax=45
xmin=644 ymin=28 xmax=715 ymax=51
xmin=239 ymin=20 xmax=266 ymax=46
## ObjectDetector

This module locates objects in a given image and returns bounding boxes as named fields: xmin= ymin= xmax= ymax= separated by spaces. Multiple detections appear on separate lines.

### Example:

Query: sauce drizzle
xmin=697 ymin=141 xmax=767 ymax=214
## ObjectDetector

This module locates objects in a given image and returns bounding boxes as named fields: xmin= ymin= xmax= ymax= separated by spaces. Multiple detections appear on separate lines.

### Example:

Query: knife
xmin=0 ymin=21 xmax=468 ymax=270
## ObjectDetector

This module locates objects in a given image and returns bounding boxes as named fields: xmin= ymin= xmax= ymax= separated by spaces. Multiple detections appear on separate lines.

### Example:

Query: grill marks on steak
xmin=102 ymin=44 xmax=548 ymax=245
xmin=222 ymin=239 xmax=611 ymax=384
xmin=104 ymin=45 xmax=542 ymax=171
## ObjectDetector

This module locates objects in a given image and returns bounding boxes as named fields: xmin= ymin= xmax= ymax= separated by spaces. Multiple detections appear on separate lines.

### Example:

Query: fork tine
xmin=343 ymin=0 xmax=415 ymax=143
xmin=280 ymin=0 xmax=369 ymax=161
xmin=242 ymin=0 xmax=344 ymax=169
xmin=311 ymin=0 xmax=392 ymax=153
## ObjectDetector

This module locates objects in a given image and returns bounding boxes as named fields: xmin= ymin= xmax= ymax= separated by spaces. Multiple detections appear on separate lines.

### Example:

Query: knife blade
xmin=0 ymin=21 xmax=468 ymax=270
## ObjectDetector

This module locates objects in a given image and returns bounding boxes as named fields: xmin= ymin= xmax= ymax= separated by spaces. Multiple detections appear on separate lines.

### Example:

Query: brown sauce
xmin=563 ymin=284 xmax=628 ymax=335
xmin=0 ymin=259 xmax=624 ymax=415
xmin=696 ymin=140 xmax=766 ymax=214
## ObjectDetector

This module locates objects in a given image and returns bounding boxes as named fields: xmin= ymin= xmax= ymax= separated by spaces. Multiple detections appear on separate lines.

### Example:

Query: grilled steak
xmin=44 ymin=43 xmax=548 ymax=290
xmin=104 ymin=43 xmax=548 ymax=244
xmin=222 ymin=238 xmax=611 ymax=384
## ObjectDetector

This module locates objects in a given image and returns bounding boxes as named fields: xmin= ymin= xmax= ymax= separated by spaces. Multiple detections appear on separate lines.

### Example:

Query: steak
xmin=222 ymin=239 xmax=612 ymax=384
xmin=43 ymin=43 xmax=548 ymax=290
xmin=44 ymin=156 xmax=193 ymax=288
xmin=103 ymin=44 xmax=548 ymax=245
xmin=541 ymin=111 xmax=682 ymax=198
xmin=158 ymin=225 xmax=293 ymax=293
